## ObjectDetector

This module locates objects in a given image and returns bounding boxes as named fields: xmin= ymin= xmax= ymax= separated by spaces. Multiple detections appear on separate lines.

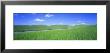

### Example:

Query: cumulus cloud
xmin=76 ymin=20 xmax=87 ymax=25
xmin=72 ymin=24 xmax=76 ymax=26
xmin=34 ymin=18 xmax=45 ymax=22
xmin=59 ymin=22 xmax=63 ymax=25
xmin=80 ymin=22 xmax=87 ymax=25
xmin=45 ymin=14 xmax=54 ymax=18
xmin=77 ymin=20 xmax=82 ymax=23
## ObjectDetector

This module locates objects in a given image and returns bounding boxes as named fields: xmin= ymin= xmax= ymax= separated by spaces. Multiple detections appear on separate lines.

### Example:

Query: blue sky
xmin=14 ymin=13 xmax=97 ymax=25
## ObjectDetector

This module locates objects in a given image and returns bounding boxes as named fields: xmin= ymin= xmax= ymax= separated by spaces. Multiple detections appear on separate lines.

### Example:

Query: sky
xmin=14 ymin=13 xmax=97 ymax=26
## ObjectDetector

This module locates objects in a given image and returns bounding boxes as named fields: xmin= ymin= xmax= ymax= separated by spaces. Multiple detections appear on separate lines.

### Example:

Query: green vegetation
xmin=14 ymin=25 xmax=97 ymax=40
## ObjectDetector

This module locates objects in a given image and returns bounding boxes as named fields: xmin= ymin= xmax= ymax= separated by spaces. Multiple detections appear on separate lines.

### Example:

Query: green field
xmin=14 ymin=25 xmax=97 ymax=40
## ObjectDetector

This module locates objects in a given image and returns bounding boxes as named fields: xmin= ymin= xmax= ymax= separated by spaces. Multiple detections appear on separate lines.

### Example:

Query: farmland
xmin=14 ymin=25 xmax=97 ymax=40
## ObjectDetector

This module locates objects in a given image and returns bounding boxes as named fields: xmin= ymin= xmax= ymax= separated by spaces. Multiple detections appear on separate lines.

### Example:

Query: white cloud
xmin=77 ymin=20 xmax=82 ymax=23
xmin=34 ymin=18 xmax=45 ymax=22
xmin=76 ymin=20 xmax=87 ymax=25
xmin=45 ymin=14 xmax=54 ymax=18
xmin=72 ymin=24 xmax=76 ymax=26
xmin=59 ymin=22 xmax=63 ymax=25
xmin=80 ymin=22 xmax=87 ymax=25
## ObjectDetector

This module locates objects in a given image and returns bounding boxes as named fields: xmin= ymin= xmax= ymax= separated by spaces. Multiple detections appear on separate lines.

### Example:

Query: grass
xmin=14 ymin=25 xmax=97 ymax=40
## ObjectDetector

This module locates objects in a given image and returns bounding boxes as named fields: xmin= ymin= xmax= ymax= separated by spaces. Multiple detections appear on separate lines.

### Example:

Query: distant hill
xmin=14 ymin=25 xmax=97 ymax=32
